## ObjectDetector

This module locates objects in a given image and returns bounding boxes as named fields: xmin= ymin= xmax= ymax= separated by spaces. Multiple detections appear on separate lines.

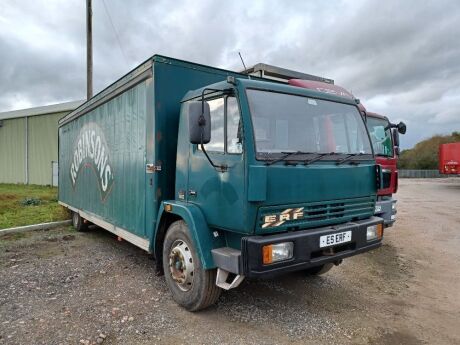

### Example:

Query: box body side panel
xmin=59 ymin=80 xmax=150 ymax=238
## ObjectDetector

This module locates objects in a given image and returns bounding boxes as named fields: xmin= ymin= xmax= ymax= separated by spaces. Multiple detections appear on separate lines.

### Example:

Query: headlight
xmin=391 ymin=203 xmax=396 ymax=210
xmin=367 ymin=224 xmax=383 ymax=241
xmin=262 ymin=242 xmax=294 ymax=264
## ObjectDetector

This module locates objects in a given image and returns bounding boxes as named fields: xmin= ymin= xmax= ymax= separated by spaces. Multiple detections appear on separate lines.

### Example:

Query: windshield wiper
xmin=303 ymin=152 xmax=336 ymax=165
xmin=265 ymin=151 xmax=310 ymax=166
xmin=335 ymin=153 xmax=365 ymax=165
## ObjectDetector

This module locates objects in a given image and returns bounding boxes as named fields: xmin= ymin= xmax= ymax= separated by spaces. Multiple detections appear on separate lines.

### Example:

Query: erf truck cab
xmin=278 ymin=75 xmax=406 ymax=227
xmin=59 ymin=56 xmax=384 ymax=311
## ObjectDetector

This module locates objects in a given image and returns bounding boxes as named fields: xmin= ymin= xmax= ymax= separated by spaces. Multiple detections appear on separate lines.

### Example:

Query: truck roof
xmin=240 ymin=63 xmax=334 ymax=84
xmin=59 ymin=55 xmax=253 ymax=126
xmin=239 ymin=78 xmax=358 ymax=105
xmin=181 ymin=77 xmax=360 ymax=107
xmin=367 ymin=112 xmax=389 ymax=122
xmin=59 ymin=55 xmax=354 ymax=127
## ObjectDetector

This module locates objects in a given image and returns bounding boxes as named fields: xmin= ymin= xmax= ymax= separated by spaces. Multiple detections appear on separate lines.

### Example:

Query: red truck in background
xmin=439 ymin=143 xmax=460 ymax=175
xmin=365 ymin=112 xmax=406 ymax=226
xmin=288 ymin=79 xmax=406 ymax=227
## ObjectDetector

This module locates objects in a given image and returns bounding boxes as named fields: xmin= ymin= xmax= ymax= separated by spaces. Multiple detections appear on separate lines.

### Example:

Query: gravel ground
xmin=1 ymin=178 xmax=459 ymax=345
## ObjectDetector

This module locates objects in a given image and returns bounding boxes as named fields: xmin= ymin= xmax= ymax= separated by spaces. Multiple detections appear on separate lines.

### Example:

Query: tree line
xmin=398 ymin=132 xmax=460 ymax=169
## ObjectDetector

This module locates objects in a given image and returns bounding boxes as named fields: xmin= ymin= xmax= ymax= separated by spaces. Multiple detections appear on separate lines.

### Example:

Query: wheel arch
xmin=152 ymin=201 xmax=225 ymax=270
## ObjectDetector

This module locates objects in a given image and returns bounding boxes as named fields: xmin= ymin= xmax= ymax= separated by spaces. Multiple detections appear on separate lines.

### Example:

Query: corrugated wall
xmin=0 ymin=117 xmax=26 ymax=183
xmin=28 ymin=112 xmax=64 ymax=185
xmin=0 ymin=111 xmax=71 ymax=185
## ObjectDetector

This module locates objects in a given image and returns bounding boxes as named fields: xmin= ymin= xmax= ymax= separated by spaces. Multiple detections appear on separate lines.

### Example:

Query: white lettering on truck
xmin=69 ymin=123 xmax=114 ymax=200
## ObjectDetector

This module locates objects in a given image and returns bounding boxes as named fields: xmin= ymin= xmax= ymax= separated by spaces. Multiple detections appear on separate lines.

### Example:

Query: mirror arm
xmin=200 ymin=134 xmax=228 ymax=173
xmin=200 ymin=87 xmax=232 ymax=110
xmin=197 ymin=87 xmax=232 ymax=173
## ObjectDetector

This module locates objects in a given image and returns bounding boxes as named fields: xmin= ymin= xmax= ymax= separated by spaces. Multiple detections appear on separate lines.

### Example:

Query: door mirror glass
xmin=188 ymin=101 xmax=211 ymax=144
xmin=397 ymin=121 xmax=407 ymax=134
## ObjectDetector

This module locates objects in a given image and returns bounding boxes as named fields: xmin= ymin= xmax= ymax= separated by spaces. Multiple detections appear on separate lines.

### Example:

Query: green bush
xmin=398 ymin=132 xmax=460 ymax=169
xmin=20 ymin=198 xmax=42 ymax=206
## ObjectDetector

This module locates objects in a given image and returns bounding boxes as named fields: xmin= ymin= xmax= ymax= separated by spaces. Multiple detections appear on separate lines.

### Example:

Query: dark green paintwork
xmin=176 ymin=77 xmax=377 ymax=241
xmin=248 ymin=166 xmax=266 ymax=201
xmin=154 ymin=201 xmax=225 ymax=267
xmin=59 ymin=82 xmax=149 ymax=237
xmin=59 ymin=55 xmax=378 ymax=270
xmin=59 ymin=56 xmax=249 ymax=267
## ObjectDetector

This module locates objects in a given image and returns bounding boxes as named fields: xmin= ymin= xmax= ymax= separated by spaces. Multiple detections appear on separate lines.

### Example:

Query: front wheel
xmin=162 ymin=220 xmax=221 ymax=311
xmin=71 ymin=211 xmax=88 ymax=232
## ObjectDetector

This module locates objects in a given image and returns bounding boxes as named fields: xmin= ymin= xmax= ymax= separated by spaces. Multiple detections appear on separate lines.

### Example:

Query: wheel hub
xmin=168 ymin=240 xmax=194 ymax=291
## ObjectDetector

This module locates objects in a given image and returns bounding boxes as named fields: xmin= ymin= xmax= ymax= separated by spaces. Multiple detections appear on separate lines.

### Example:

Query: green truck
xmin=59 ymin=55 xmax=384 ymax=311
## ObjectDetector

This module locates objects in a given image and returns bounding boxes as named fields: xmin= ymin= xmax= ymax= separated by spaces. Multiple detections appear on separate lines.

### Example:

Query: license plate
xmin=320 ymin=231 xmax=352 ymax=248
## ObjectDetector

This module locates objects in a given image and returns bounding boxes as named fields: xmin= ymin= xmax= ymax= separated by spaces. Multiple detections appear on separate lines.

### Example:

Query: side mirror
xmin=394 ymin=146 xmax=400 ymax=156
xmin=188 ymin=101 xmax=211 ymax=144
xmin=397 ymin=121 xmax=406 ymax=134
xmin=392 ymin=128 xmax=400 ymax=147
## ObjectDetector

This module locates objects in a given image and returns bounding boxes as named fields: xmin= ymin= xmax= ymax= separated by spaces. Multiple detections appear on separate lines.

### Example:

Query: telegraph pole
xmin=86 ymin=0 xmax=93 ymax=100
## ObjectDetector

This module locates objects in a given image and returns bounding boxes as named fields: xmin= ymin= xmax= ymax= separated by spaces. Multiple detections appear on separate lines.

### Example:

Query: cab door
xmin=187 ymin=95 xmax=246 ymax=232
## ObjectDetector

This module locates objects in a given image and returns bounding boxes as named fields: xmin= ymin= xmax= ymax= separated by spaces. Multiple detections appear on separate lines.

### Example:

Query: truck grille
xmin=257 ymin=196 xmax=376 ymax=233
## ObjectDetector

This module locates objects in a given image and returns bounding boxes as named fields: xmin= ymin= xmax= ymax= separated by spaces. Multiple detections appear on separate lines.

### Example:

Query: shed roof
xmin=0 ymin=100 xmax=84 ymax=121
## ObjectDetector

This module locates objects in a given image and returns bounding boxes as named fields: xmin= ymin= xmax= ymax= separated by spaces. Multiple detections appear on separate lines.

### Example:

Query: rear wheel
xmin=162 ymin=220 xmax=221 ymax=311
xmin=71 ymin=211 xmax=88 ymax=232
xmin=304 ymin=263 xmax=334 ymax=275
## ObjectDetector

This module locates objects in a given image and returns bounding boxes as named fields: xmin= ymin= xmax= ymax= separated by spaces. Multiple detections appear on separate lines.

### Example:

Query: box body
xmin=58 ymin=56 xmax=244 ymax=244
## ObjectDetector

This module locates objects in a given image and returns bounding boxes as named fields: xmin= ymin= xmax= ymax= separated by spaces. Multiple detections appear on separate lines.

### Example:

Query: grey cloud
xmin=0 ymin=0 xmax=459 ymax=148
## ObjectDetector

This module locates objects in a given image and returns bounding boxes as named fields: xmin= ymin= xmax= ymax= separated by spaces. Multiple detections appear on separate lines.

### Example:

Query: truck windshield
xmin=246 ymin=89 xmax=372 ymax=159
xmin=366 ymin=117 xmax=393 ymax=157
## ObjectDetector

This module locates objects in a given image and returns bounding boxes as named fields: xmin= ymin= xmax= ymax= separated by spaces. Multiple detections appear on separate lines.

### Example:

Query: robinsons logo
xmin=70 ymin=123 xmax=114 ymax=200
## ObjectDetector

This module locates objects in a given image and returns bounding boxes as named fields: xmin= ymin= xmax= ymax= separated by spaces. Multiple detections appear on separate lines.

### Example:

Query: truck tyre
xmin=305 ymin=263 xmax=334 ymax=276
xmin=162 ymin=220 xmax=222 ymax=311
xmin=71 ymin=211 xmax=88 ymax=232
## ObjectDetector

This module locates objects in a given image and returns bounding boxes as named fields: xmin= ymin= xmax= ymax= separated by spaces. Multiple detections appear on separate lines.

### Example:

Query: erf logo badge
xmin=69 ymin=123 xmax=114 ymax=201
xmin=262 ymin=208 xmax=304 ymax=228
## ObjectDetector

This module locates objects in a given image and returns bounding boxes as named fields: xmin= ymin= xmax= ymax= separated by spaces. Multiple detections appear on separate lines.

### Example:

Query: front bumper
xmin=212 ymin=217 xmax=383 ymax=279
xmin=374 ymin=198 xmax=396 ymax=228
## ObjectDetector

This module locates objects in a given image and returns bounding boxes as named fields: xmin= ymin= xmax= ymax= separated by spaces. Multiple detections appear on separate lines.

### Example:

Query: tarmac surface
xmin=1 ymin=178 xmax=459 ymax=344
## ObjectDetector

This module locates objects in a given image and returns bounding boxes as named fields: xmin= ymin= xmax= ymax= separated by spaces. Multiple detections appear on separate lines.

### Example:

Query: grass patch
xmin=0 ymin=184 xmax=70 ymax=229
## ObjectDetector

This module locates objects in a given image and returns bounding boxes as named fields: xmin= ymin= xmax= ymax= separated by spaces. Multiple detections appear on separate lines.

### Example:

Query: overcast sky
xmin=0 ymin=0 xmax=459 ymax=148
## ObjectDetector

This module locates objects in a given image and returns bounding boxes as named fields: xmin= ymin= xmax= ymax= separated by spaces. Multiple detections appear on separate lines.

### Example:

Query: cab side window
xmin=203 ymin=98 xmax=225 ymax=153
xmin=199 ymin=96 xmax=243 ymax=154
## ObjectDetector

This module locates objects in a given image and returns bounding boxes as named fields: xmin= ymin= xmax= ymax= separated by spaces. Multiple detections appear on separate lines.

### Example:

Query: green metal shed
xmin=0 ymin=100 xmax=83 ymax=185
